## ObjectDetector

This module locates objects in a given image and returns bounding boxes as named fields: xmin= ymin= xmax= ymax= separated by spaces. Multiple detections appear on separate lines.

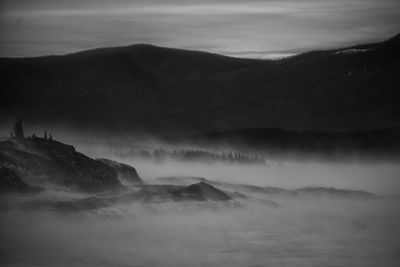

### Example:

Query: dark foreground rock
xmin=127 ymin=182 xmax=232 ymax=203
xmin=0 ymin=138 xmax=123 ymax=192
xmin=173 ymin=182 xmax=232 ymax=201
xmin=97 ymin=158 xmax=143 ymax=184
xmin=0 ymin=167 xmax=42 ymax=194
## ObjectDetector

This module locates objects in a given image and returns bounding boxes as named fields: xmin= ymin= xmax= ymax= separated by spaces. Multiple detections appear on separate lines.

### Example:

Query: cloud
xmin=1 ymin=0 xmax=399 ymax=57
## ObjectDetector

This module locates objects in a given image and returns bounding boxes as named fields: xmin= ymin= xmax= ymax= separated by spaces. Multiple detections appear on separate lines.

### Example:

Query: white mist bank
xmin=109 ymin=158 xmax=400 ymax=195
xmin=67 ymin=140 xmax=400 ymax=195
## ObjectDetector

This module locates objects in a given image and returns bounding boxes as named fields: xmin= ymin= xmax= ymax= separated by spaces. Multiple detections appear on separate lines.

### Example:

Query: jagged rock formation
xmin=158 ymin=176 xmax=208 ymax=185
xmin=0 ymin=167 xmax=42 ymax=194
xmin=120 ymin=182 xmax=233 ymax=203
xmin=97 ymin=158 xmax=143 ymax=184
xmin=0 ymin=137 xmax=122 ymax=192
xmin=173 ymin=182 xmax=232 ymax=201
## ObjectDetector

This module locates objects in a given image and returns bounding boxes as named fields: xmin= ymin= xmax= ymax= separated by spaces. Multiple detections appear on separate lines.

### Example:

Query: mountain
xmin=1 ymin=34 xmax=399 ymax=135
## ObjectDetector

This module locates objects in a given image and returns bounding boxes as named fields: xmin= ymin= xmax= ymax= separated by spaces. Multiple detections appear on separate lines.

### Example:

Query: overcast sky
xmin=0 ymin=0 xmax=399 ymax=58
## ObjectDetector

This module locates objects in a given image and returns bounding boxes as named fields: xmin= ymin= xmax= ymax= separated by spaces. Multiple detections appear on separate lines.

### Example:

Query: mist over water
xmin=1 ymin=196 xmax=400 ymax=267
xmin=71 ymin=138 xmax=400 ymax=195
xmin=128 ymin=159 xmax=400 ymax=195
xmin=1 ymin=139 xmax=400 ymax=267
xmin=1 ymin=0 xmax=399 ymax=264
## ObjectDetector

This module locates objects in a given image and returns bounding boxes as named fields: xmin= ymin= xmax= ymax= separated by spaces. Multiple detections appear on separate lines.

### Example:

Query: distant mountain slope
xmin=1 ymin=34 xmax=399 ymax=134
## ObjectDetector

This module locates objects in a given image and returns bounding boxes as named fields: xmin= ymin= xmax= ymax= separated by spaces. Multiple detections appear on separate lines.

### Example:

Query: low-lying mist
xmin=67 ymin=137 xmax=400 ymax=195
xmin=1 ymin=197 xmax=399 ymax=267
xmin=126 ymin=159 xmax=400 ymax=195
xmin=1 ymin=133 xmax=400 ymax=266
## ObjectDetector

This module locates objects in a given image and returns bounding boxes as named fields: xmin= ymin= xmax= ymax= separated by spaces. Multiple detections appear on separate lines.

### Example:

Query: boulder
xmin=173 ymin=182 xmax=232 ymax=202
xmin=97 ymin=159 xmax=143 ymax=184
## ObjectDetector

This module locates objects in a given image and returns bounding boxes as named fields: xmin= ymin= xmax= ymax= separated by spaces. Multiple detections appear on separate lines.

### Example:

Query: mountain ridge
xmin=1 ymin=33 xmax=399 ymax=136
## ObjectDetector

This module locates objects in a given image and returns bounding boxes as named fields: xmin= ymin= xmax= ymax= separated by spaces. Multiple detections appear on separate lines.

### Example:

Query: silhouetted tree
xmin=13 ymin=119 xmax=24 ymax=139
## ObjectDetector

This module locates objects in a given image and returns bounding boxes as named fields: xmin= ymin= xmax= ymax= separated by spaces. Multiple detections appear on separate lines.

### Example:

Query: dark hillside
xmin=1 ymin=34 xmax=399 ymax=137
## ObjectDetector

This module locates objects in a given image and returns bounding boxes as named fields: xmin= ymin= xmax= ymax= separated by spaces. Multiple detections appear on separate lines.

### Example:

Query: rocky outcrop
xmin=173 ymin=182 xmax=232 ymax=201
xmin=97 ymin=158 xmax=143 ymax=184
xmin=294 ymin=187 xmax=378 ymax=199
xmin=0 ymin=138 xmax=122 ymax=193
xmin=0 ymin=167 xmax=42 ymax=194
xmin=131 ymin=182 xmax=232 ymax=202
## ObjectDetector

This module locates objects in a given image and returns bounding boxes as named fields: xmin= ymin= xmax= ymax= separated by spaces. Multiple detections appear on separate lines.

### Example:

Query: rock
xmin=157 ymin=176 xmax=207 ymax=185
xmin=0 ymin=167 xmax=42 ymax=194
xmin=0 ymin=138 xmax=122 ymax=193
xmin=114 ymin=182 xmax=232 ymax=203
xmin=295 ymin=187 xmax=378 ymax=199
xmin=173 ymin=182 xmax=232 ymax=202
xmin=97 ymin=159 xmax=143 ymax=184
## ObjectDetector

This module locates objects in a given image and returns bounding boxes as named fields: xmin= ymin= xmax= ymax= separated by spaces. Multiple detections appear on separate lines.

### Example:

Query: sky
xmin=0 ymin=0 xmax=399 ymax=58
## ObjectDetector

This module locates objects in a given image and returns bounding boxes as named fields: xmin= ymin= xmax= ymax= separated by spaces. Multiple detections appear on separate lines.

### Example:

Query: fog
xmin=1 ymin=0 xmax=399 ymax=58
xmin=1 ymin=136 xmax=400 ymax=266
xmin=67 ymin=137 xmax=400 ymax=195
xmin=1 ymin=196 xmax=400 ymax=266
xmin=124 ymin=159 xmax=400 ymax=195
